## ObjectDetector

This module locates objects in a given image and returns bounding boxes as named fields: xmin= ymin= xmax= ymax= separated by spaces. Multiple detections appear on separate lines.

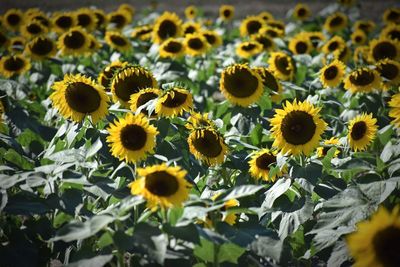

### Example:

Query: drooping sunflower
xmin=219 ymin=5 xmax=234 ymax=21
xmin=93 ymin=9 xmax=107 ymax=29
xmin=25 ymin=36 xmax=57 ymax=60
xmin=129 ymin=164 xmax=191 ymax=210
xmin=236 ymin=41 xmax=263 ymax=58
xmin=182 ymin=22 xmax=202 ymax=35
xmin=288 ymin=33 xmax=313 ymax=55
xmin=110 ymin=65 xmax=158 ymax=107
xmin=344 ymin=68 xmax=381 ymax=93
xmin=57 ymin=26 xmax=90 ymax=56
xmin=253 ymin=67 xmax=282 ymax=103
xmin=324 ymin=12 xmax=348 ymax=33
xmin=201 ymin=30 xmax=222 ymax=48
xmin=106 ymin=113 xmax=158 ymax=163
xmin=155 ymin=87 xmax=193 ymax=117
xmin=20 ymin=20 xmax=48 ymax=39
xmin=319 ymin=59 xmax=346 ymax=88
xmin=258 ymin=11 xmax=274 ymax=22
xmin=129 ymin=88 xmax=161 ymax=117
xmin=383 ymin=7 xmax=400 ymax=25
xmin=316 ymin=137 xmax=341 ymax=158
xmin=251 ymin=33 xmax=275 ymax=52
xmin=50 ymin=74 xmax=108 ymax=123
xmin=118 ymin=3 xmax=135 ymax=17
xmin=0 ymin=55 xmax=31 ymax=78
xmin=388 ymin=93 xmax=400 ymax=129
xmin=240 ymin=16 xmax=265 ymax=37
xmin=249 ymin=148 xmax=285 ymax=182
xmin=220 ymin=64 xmax=263 ymax=107
xmin=305 ymin=31 xmax=326 ymax=49
xmin=152 ymin=12 xmax=183 ymax=44
xmin=347 ymin=206 xmax=400 ymax=267
xmin=381 ymin=24 xmax=400 ymax=41
xmin=347 ymin=113 xmax=377 ymax=152
xmin=105 ymin=31 xmax=131 ymax=52
xmin=185 ymin=112 xmax=216 ymax=131
xmin=368 ymin=38 xmax=400 ymax=62
xmin=131 ymin=24 xmax=153 ymax=41
xmin=185 ymin=5 xmax=198 ymax=20
xmin=159 ymin=38 xmax=185 ymax=58
xmin=353 ymin=45 xmax=370 ymax=64
xmin=98 ymin=61 xmax=128 ymax=91
xmin=269 ymin=100 xmax=327 ymax=156
xmin=183 ymin=33 xmax=210 ymax=56
xmin=292 ymin=3 xmax=311 ymax=21
xmin=74 ymin=8 xmax=97 ymax=32
xmin=259 ymin=25 xmax=284 ymax=38
xmin=354 ymin=20 xmax=375 ymax=34
xmin=321 ymin=36 xmax=346 ymax=55
xmin=351 ymin=30 xmax=368 ymax=46
xmin=376 ymin=59 xmax=400 ymax=90
xmin=3 ymin=9 xmax=24 ymax=31
xmin=268 ymin=51 xmax=296 ymax=81
xmin=188 ymin=127 xmax=228 ymax=166
xmin=7 ymin=36 xmax=25 ymax=53
xmin=333 ymin=45 xmax=351 ymax=63
xmin=108 ymin=10 xmax=131 ymax=30
xmin=52 ymin=12 xmax=77 ymax=33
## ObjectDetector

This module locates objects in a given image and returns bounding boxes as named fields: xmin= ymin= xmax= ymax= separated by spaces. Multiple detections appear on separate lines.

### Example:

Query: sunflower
xmin=376 ymin=59 xmax=400 ymax=90
xmin=185 ymin=112 xmax=216 ymax=131
xmin=201 ymin=30 xmax=222 ymax=48
xmin=129 ymin=164 xmax=191 ymax=210
xmin=236 ymin=41 xmax=263 ymax=58
xmin=305 ymin=31 xmax=326 ymax=49
xmin=152 ymin=12 xmax=183 ymax=44
xmin=57 ymin=26 xmax=90 ymax=56
xmin=26 ymin=11 xmax=51 ymax=28
xmin=155 ymin=87 xmax=193 ymax=117
xmin=324 ymin=12 xmax=348 ymax=33
xmin=388 ymin=93 xmax=400 ymax=129
xmin=220 ymin=64 xmax=263 ymax=107
xmin=240 ymin=16 xmax=265 ymax=37
xmin=7 ymin=36 xmax=25 ymax=53
xmin=185 ymin=5 xmax=198 ymax=20
xmin=75 ymin=8 xmax=97 ymax=32
xmin=347 ymin=206 xmax=400 ymax=267
xmin=106 ymin=113 xmax=158 ymax=163
xmin=131 ymin=24 xmax=153 ymax=41
xmin=108 ymin=10 xmax=131 ymax=30
xmin=52 ymin=12 xmax=76 ymax=33
xmin=159 ymin=38 xmax=185 ymax=58
xmin=251 ymin=33 xmax=275 ymax=52
xmin=87 ymin=34 xmax=101 ymax=54
xmin=253 ymin=67 xmax=282 ymax=102
xmin=20 ymin=20 xmax=48 ymax=39
xmin=249 ymin=148 xmax=285 ymax=182
xmin=110 ymin=65 xmax=157 ymax=107
xmin=0 ymin=31 xmax=9 ymax=50
xmin=25 ymin=36 xmax=57 ymax=60
xmin=351 ymin=30 xmax=367 ymax=46
xmin=129 ymin=88 xmax=161 ymax=117
xmin=333 ymin=45 xmax=351 ymax=63
xmin=269 ymin=100 xmax=327 ymax=156
xmin=353 ymin=45 xmax=370 ymax=64
xmin=188 ymin=127 xmax=228 ymax=166
xmin=383 ymin=7 xmax=400 ymax=25
xmin=118 ymin=4 xmax=135 ymax=17
xmin=288 ymin=33 xmax=313 ymax=55
xmin=259 ymin=26 xmax=284 ymax=38
xmin=3 ymin=9 xmax=24 ymax=31
xmin=368 ymin=38 xmax=400 ymax=62
xmin=0 ymin=55 xmax=31 ymax=78
xmin=381 ymin=24 xmax=400 ymax=41
xmin=268 ymin=51 xmax=296 ymax=81
xmin=93 ymin=9 xmax=107 ymax=29
xmin=316 ymin=137 xmax=341 ymax=158
xmin=319 ymin=59 xmax=346 ymax=88
xmin=98 ymin=61 xmax=128 ymax=91
xmin=184 ymin=33 xmax=210 ymax=56
xmin=321 ymin=36 xmax=346 ymax=55
xmin=354 ymin=20 xmax=375 ymax=34
xmin=219 ymin=5 xmax=234 ymax=21
xmin=344 ymin=68 xmax=381 ymax=93
xmin=182 ymin=22 xmax=202 ymax=35
xmin=292 ymin=3 xmax=311 ymax=21
xmin=347 ymin=113 xmax=377 ymax=152
xmin=258 ymin=11 xmax=274 ymax=22
xmin=105 ymin=31 xmax=131 ymax=52
xmin=221 ymin=199 xmax=240 ymax=225
xmin=266 ymin=20 xmax=285 ymax=32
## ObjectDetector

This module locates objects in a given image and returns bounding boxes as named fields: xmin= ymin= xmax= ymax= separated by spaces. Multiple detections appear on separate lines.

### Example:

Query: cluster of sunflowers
xmin=1 ymin=1 xmax=400 ymax=266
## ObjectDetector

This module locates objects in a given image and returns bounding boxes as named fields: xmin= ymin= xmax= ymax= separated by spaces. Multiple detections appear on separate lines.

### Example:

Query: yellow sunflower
xmin=0 ymin=55 xmax=31 ymax=78
xmin=105 ymin=31 xmax=131 ymax=52
xmin=324 ymin=12 xmax=348 ymax=33
xmin=184 ymin=33 xmax=210 ymax=56
xmin=319 ymin=59 xmax=346 ymax=88
xmin=292 ymin=3 xmax=311 ymax=21
xmin=118 ymin=3 xmax=135 ymax=17
xmin=240 ymin=16 xmax=265 ymax=37
xmin=383 ymin=7 xmax=400 ymax=25
xmin=106 ymin=113 xmax=158 ymax=163
xmin=347 ymin=205 xmax=400 ymax=267
xmin=251 ymin=33 xmax=275 ymax=52
xmin=259 ymin=25 xmax=284 ymax=38
xmin=219 ymin=5 xmax=235 ymax=21
xmin=74 ymin=8 xmax=97 ymax=32
xmin=108 ymin=10 xmax=131 ymax=30
xmin=131 ymin=24 xmax=153 ymax=41
xmin=220 ymin=64 xmax=263 ymax=107
xmin=20 ymin=20 xmax=48 ymax=39
xmin=351 ymin=30 xmax=368 ymax=46
xmin=252 ymin=67 xmax=282 ymax=103
xmin=188 ymin=127 xmax=228 ymax=166
xmin=381 ymin=24 xmax=400 ymax=41
xmin=159 ymin=38 xmax=185 ymax=58
xmin=354 ymin=20 xmax=376 ymax=34
xmin=321 ymin=36 xmax=346 ymax=55
xmin=269 ymin=100 xmax=327 ymax=156
xmin=376 ymin=59 xmax=400 ymax=90
xmin=93 ymin=9 xmax=107 ymax=29
xmin=185 ymin=5 xmax=198 ymax=20
xmin=7 ymin=36 xmax=25 ymax=53
xmin=185 ymin=112 xmax=216 ymax=131
xmin=258 ymin=11 xmax=274 ymax=22
xmin=249 ymin=148 xmax=285 ymax=182
xmin=288 ymin=33 xmax=313 ymax=55
xmin=266 ymin=20 xmax=285 ymax=32
xmin=344 ymin=68 xmax=381 ymax=93
xmin=182 ymin=21 xmax=202 ymax=35
xmin=268 ymin=51 xmax=296 ymax=81
xmin=3 ymin=9 xmax=24 ymax=32
xmin=50 ymin=74 xmax=108 ymax=123
xmin=26 ymin=11 xmax=51 ymax=29
xmin=57 ymin=26 xmax=90 ymax=56
xmin=52 ymin=12 xmax=77 ymax=33
xmin=25 ymin=36 xmax=57 ymax=60
xmin=110 ymin=65 xmax=158 ymax=107
xmin=221 ymin=199 xmax=240 ymax=225
xmin=201 ymin=30 xmax=222 ymax=48
xmin=155 ymin=87 xmax=193 ymax=117
xmin=98 ymin=61 xmax=128 ymax=91
xmin=347 ymin=113 xmax=377 ymax=152
xmin=87 ymin=34 xmax=101 ymax=54
xmin=305 ymin=31 xmax=326 ymax=49
xmin=236 ymin=41 xmax=263 ymax=58
xmin=353 ymin=45 xmax=370 ymax=64
xmin=316 ymin=137 xmax=341 ymax=158
xmin=129 ymin=88 xmax=161 ymax=117
xmin=0 ymin=31 xmax=9 ymax=50
xmin=368 ymin=38 xmax=400 ymax=62
xmin=152 ymin=12 xmax=183 ymax=44
xmin=129 ymin=164 xmax=191 ymax=210
xmin=388 ymin=93 xmax=400 ymax=129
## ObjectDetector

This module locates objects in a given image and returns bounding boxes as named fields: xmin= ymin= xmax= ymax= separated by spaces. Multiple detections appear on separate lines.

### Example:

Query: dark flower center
xmin=192 ymin=129 xmax=223 ymax=158
xmin=256 ymin=36 xmax=272 ymax=49
xmin=137 ymin=91 xmax=158 ymax=115
xmin=281 ymin=111 xmax=316 ymax=145
xmin=372 ymin=226 xmax=400 ymax=267
xmin=388 ymin=29 xmax=400 ymax=40
xmin=162 ymin=90 xmax=188 ymax=108
xmin=56 ymin=16 xmax=73 ymax=29
xmin=387 ymin=10 xmax=400 ymax=22
xmin=295 ymin=41 xmax=308 ymax=54
xmin=30 ymin=38 xmax=54 ymax=56
xmin=324 ymin=66 xmax=338 ymax=80
xmin=110 ymin=14 xmax=126 ymax=29
xmin=204 ymin=33 xmax=216 ymax=45
xmin=4 ymin=57 xmax=24 ymax=71
xmin=223 ymin=10 xmax=231 ymax=18
xmin=77 ymin=13 xmax=92 ymax=28
xmin=242 ymin=43 xmax=256 ymax=51
xmin=297 ymin=8 xmax=306 ymax=17
xmin=328 ymin=41 xmax=339 ymax=52
xmin=247 ymin=20 xmax=262 ymax=35
xmin=158 ymin=20 xmax=177 ymax=40
xmin=145 ymin=171 xmax=179 ymax=196
xmin=63 ymin=30 xmax=86 ymax=49
xmin=27 ymin=23 xmax=42 ymax=34
xmin=95 ymin=12 xmax=105 ymax=27
xmin=0 ymin=33 xmax=7 ymax=47
xmin=164 ymin=41 xmax=182 ymax=53
xmin=350 ymin=121 xmax=367 ymax=140
xmin=329 ymin=15 xmax=344 ymax=27
xmin=7 ymin=13 xmax=21 ymax=26
xmin=372 ymin=41 xmax=397 ymax=61
xmin=223 ymin=67 xmax=259 ymax=98
xmin=378 ymin=62 xmax=399 ymax=80
xmin=184 ymin=25 xmax=196 ymax=35
xmin=275 ymin=55 xmax=292 ymax=75
xmin=349 ymin=70 xmax=375 ymax=86
xmin=65 ymin=82 xmax=101 ymax=113
xmin=110 ymin=35 xmax=127 ymax=46
xmin=255 ymin=153 xmax=276 ymax=170
xmin=120 ymin=124 xmax=147 ymax=150
xmin=114 ymin=70 xmax=154 ymax=101
xmin=188 ymin=37 xmax=204 ymax=50
xmin=257 ymin=68 xmax=279 ymax=92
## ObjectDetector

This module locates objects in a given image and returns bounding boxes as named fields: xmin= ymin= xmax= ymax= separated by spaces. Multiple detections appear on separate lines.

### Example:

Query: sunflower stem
xmin=213 ymin=243 xmax=220 ymax=267
xmin=299 ymin=154 xmax=306 ymax=167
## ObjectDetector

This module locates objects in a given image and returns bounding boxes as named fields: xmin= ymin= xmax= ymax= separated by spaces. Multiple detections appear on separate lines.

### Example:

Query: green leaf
xmin=86 ymin=137 xmax=102 ymax=159
xmin=250 ymin=124 xmax=263 ymax=146
xmin=218 ymin=242 xmax=246 ymax=264
xmin=3 ymin=149 xmax=34 ymax=170
xmin=221 ymin=185 xmax=264 ymax=201
xmin=194 ymin=238 xmax=245 ymax=264
xmin=250 ymin=234 xmax=283 ymax=262
xmin=261 ymin=178 xmax=291 ymax=211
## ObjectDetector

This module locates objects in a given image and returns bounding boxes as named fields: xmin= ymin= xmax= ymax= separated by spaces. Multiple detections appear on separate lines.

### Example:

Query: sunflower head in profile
xmin=389 ymin=93 xmax=400 ymax=129
xmin=376 ymin=59 xmax=400 ymax=90
xmin=105 ymin=31 xmax=131 ymax=52
xmin=188 ymin=127 xmax=228 ymax=166
xmin=25 ymin=36 xmax=57 ymax=60
xmin=159 ymin=38 xmax=185 ymax=58
xmin=268 ymin=51 xmax=296 ymax=81
xmin=98 ymin=61 xmax=128 ymax=91
xmin=316 ymin=137 xmax=341 ymax=158
xmin=26 ymin=11 xmax=51 ymax=28
xmin=86 ymin=34 xmax=102 ymax=54
xmin=106 ymin=113 xmax=158 ymax=163
xmin=253 ymin=66 xmax=282 ymax=103
xmin=93 ymin=9 xmax=107 ymax=29
xmin=52 ymin=12 xmax=77 ymax=33
xmin=0 ymin=54 xmax=31 ymax=78
xmin=74 ymin=8 xmax=97 ymax=32
xmin=50 ymin=74 xmax=108 ymax=123
xmin=131 ymin=24 xmax=153 ymax=41
xmin=259 ymin=25 xmax=284 ymax=38
xmin=108 ymin=10 xmax=131 ymax=30
xmin=347 ymin=205 xmax=400 ymax=267
xmin=219 ymin=5 xmax=234 ymax=21
xmin=20 ymin=20 xmax=48 ymax=39
xmin=269 ymin=99 xmax=327 ymax=156
xmin=182 ymin=22 xmax=202 ymax=35
xmin=129 ymin=164 xmax=191 ymax=210
xmin=129 ymin=88 xmax=161 ymax=117
xmin=111 ymin=65 xmax=157 ymax=107
xmin=305 ymin=31 xmax=325 ymax=49
xmin=324 ymin=12 xmax=348 ymax=33
xmin=0 ymin=31 xmax=9 ymax=50
xmin=288 ymin=33 xmax=313 ymax=55
xmin=185 ymin=5 xmax=198 ymax=20
xmin=321 ymin=36 xmax=346 ymax=55
xmin=383 ymin=7 xmax=400 ymax=25
xmin=381 ymin=24 xmax=400 ymax=41
xmin=351 ymin=30 xmax=367 ymax=46
xmin=251 ymin=33 xmax=275 ymax=52
xmin=57 ymin=26 xmax=90 ymax=56
xmin=7 ymin=36 xmax=25 ymax=53
xmin=236 ymin=41 xmax=263 ymax=58
xmin=184 ymin=33 xmax=210 ymax=56
xmin=354 ymin=20 xmax=376 ymax=34
xmin=118 ymin=3 xmax=135 ymax=17
xmin=240 ymin=16 xmax=265 ymax=37
xmin=185 ymin=112 xmax=216 ymax=131
xmin=153 ymin=12 xmax=183 ymax=44
xmin=249 ymin=148 xmax=286 ymax=182
xmin=347 ymin=113 xmax=377 ymax=152
xmin=353 ymin=45 xmax=370 ymax=64
xmin=155 ymin=87 xmax=193 ymax=117
xmin=3 ymin=9 xmax=24 ymax=31
xmin=258 ymin=11 xmax=274 ymax=22
xmin=292 ymin=3 xmax=311 ymax=21
xmin=319 ymin=59 xmax=346 ymax=88
xmin=201 ymin=30 xmax=222 ymax=48
xmin=344 ymin=68 xmax=381 ymax=93
xmin=368 ymin=38 xmax=400 ymax=62
xmin=220 ymin=64 xmax=263 ymax=107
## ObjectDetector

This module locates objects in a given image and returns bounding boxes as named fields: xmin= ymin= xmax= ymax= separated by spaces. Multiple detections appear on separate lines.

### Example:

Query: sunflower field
xmin=0 ymin=1 xmax=400 ymax=266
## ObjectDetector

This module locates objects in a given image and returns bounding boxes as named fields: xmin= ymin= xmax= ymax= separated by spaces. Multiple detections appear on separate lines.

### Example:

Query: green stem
xmin=213 ymin=243 xmax=220 ymax=267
